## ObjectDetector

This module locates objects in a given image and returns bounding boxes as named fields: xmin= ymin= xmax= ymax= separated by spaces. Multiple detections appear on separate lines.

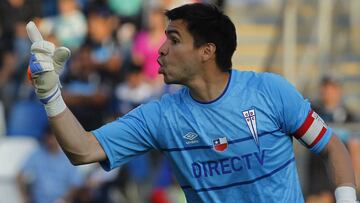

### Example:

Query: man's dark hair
xmin=165 ymin=3 xmax=237 ymax=71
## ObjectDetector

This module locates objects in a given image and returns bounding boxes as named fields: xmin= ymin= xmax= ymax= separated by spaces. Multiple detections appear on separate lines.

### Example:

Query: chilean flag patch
xmin=213 ymin=137 xmax=228 ymax=152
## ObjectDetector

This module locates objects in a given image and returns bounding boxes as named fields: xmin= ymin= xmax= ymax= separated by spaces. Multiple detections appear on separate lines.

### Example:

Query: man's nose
xmin=158 ymin=41 xmax=168 ymax=56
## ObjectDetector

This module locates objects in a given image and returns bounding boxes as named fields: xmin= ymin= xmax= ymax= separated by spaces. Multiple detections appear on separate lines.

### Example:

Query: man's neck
xmin=188 ymin=69 xmax=230 ymax=102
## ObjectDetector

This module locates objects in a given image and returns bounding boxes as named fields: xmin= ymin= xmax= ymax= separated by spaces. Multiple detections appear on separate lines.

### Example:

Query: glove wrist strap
xmin=44 ymin=95 xmax=66 ymax=117
xmin=335 ymin=186 xmax=357 ymax=203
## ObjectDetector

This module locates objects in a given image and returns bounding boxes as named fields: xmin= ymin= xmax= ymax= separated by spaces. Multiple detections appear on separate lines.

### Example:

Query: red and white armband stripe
xmin=292 ymin=110 xmax=328 ymax=148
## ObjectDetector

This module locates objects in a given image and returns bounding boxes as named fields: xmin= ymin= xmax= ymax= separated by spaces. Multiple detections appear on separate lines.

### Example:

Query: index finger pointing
xmin=26 ymin=21 xmax=43 ymax=43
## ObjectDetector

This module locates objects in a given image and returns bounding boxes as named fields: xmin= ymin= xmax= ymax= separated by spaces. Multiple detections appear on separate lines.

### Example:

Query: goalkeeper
xmin=26 ymin=3 xmax=357 ymax=203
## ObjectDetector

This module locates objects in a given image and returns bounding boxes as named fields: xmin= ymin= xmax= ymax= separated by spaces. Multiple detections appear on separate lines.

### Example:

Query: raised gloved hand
xmin=26 ymin=21 xmax=71 ymax=116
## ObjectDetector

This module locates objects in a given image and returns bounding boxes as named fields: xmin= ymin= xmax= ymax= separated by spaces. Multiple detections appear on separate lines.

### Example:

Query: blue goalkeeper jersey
xmin=93 ymin=69 xmax=332 ymax=203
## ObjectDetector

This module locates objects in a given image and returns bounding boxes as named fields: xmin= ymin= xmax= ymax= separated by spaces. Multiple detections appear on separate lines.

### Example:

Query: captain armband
xmin=292 ymin=110 xmax=330 ymax=152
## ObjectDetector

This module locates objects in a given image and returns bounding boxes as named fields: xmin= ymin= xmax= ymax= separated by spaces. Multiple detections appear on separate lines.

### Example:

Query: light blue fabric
xmin=93 ymin=69 xmax=332 ymax=203
xmin=20 ymin=147 xmax=83 ymax=203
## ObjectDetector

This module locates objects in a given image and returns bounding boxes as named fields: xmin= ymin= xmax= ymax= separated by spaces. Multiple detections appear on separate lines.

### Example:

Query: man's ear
xmin=201 ymin=43 xmax=216 ymax=62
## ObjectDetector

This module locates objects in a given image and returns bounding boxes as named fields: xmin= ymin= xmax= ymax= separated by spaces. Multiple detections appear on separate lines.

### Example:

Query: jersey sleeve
xmin=92 ymin=101 xmax=161 ymax=171
xmin=262 ymin=73 xmax=332 ymax=153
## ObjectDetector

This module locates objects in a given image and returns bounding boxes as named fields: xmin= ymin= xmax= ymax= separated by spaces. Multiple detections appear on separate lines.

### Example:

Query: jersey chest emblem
xmin=213 ymin=137 xmax=228 ymax=152
xmin=242 ymin=109 xmax=259 ymax=147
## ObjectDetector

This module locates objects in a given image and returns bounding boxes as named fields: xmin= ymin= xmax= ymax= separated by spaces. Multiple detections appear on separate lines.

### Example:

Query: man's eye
xmin=171 ymin=38 xmax=179 ymax=44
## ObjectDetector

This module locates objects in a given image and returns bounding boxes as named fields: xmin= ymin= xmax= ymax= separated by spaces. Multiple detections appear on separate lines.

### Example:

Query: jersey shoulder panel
xmin=234 ymin=71 xmax=311 ymax=134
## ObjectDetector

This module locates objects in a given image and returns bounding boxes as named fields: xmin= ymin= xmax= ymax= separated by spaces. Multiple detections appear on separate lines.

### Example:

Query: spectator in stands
xmin=41 ymin=0 xmax=59 ymax=17
xmin=17 ymin=126 xmax=83 ymax=203
xmin=13 ymin=21 xmax=32 ymax=71
xmin=307 ymin=75 xmax=357 ymax=203
xmin=107 ymin=0 xmax=143 ymax=29
xmin=113 ymin=64 xmax=154 ymax=116
xmin=313 ymin=76 xmax=356 ymax=123
xmin=132 ymin=6 xmax=166 ymax=93
xmin=62 ymin=45 xmax=109 ymax=131
xmin=81 ymin=164 xmax=121 ymax=203
xmin=159 ymin=0 xmax=197 ymax=10
xmin=0 ymin=0 xmax=41 ymax=54
xmin=39 ymin=0 xmax=87 ymax=52
xmin=0 ymin=19 xmax=33 ymax=116
xmin=0 ymin=52 xmax=17 ymax=113
xmin=86 ymin=7 xmax=123 ymax=85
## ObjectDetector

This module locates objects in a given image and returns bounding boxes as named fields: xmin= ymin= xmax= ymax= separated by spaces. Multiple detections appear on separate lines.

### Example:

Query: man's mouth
xmin=157 ymin=58 xmax=164 ymax=74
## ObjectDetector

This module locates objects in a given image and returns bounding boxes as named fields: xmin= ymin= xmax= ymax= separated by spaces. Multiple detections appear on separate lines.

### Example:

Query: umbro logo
xmin=183 ymin=132 xmax=198 ymax=140
xmin=183 ymin=132 xmax=199 ymax=144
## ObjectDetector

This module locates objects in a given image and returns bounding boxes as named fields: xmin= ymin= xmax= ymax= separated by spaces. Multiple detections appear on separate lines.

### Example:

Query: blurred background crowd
xmin=0 ymin=0 xmax=360 ymax=203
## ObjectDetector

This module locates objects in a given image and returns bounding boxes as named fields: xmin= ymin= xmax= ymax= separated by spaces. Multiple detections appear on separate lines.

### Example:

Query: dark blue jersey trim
xmin=190 ymin=70 xmax=232 ymax=104
xmin=180 ymin=157 xmax=295 ymax=192
xmin=162 ymin=145 xmax=213 ymax=152
xmin=161 ymin=129 xmax=281 ymax=152
xmin=161 ymin=134 xmax=265 ymax=152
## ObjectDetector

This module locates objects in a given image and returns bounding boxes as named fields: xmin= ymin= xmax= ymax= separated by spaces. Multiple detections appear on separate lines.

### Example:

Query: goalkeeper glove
xmin=26 ymin=21 xmax=71 ymax=117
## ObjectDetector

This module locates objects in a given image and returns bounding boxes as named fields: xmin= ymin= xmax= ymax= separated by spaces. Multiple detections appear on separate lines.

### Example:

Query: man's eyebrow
xmin=165 ymin=29 xmax=181 ymax=37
